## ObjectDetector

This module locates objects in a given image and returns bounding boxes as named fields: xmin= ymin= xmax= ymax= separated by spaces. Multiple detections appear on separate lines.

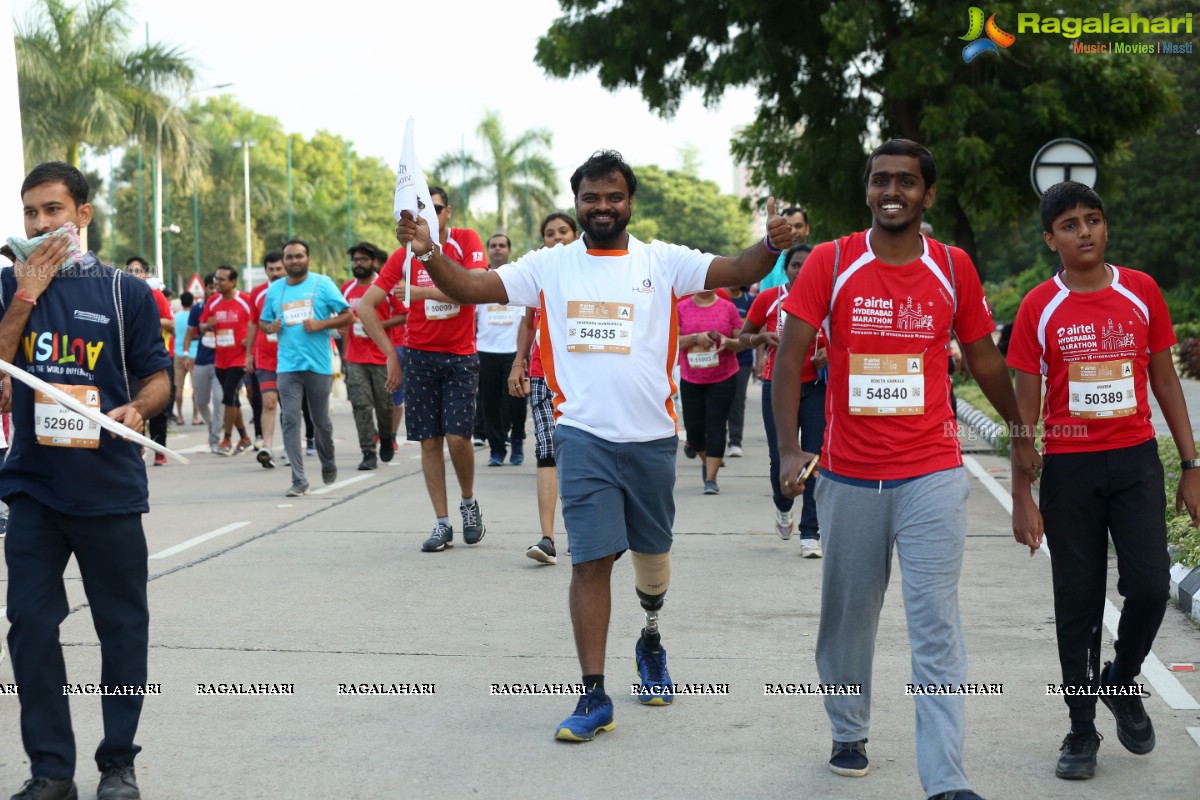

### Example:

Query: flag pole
xmin=405 ymin=244 xmax=413 ymax=306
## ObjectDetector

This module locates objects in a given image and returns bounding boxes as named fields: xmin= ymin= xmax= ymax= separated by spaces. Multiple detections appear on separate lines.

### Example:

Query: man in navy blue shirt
xmin=0 ymin=162 xmax=171 ymax=800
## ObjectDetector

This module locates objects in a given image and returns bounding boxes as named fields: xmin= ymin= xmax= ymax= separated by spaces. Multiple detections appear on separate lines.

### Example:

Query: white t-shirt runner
xmin=497 ymin=237 xmax=713 ymax=442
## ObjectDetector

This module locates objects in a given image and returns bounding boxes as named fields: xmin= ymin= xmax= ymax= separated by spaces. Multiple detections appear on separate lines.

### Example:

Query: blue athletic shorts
xmin=553 ymin=424 xmax=677 ymax=564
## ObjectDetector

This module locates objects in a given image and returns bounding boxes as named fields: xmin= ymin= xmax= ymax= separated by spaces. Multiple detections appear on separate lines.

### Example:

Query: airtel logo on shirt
xmin=853 ymin=296 xmax=893 ymax=309
xmin=1056 ymin=323 xmax=1095 ymax=338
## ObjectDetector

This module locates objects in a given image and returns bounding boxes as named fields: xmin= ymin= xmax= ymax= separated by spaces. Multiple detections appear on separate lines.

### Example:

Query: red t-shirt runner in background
xmin=375 ymin=228 xmax=486 ymax=356
xmin=746 ymin=285 xmax=826 ymax=382
xmin=341 ymin=280 xmax=398 ymax=366
xmin=199 ymin=292 xmax=253 ymax=369
xmin=783 ymin=230 xmax=994 ymax=480
xmin=1006 ymin=265 xmax=1175 ymax=454
xmin=151 ymin=287 xmax=173 ymax=355
xmin=249 ymin=282 xmax=278 ymax=372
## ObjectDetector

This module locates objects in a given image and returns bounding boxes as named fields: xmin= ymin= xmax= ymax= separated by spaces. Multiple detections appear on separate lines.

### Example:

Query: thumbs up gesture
xmin=763 ymin=197 xmax=794 ymax=254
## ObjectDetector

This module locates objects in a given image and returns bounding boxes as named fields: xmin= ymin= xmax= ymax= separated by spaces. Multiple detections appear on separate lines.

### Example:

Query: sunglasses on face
xmin=433 ymin=204 xmax=447 ymax=214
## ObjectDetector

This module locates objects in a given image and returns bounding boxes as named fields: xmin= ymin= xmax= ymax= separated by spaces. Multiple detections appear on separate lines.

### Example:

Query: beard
xmin=579 ymin=210 xmax=631 ymax=243
xmin=352 ymin=266 xmax=372 ymax=279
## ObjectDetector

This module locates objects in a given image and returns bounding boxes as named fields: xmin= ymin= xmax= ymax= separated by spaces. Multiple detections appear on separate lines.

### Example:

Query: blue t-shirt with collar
xmin=259 ymin=272 xmax=348 ymax=374
xmin=0 ymin=252 xmax=172 ymax=515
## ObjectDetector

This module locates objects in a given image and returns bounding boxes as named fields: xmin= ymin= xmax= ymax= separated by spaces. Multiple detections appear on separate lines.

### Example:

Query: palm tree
xmin=15 ymin=0 xmax=199 ymax=174
xmin=431 ymin=110 xmax=558 ymax=240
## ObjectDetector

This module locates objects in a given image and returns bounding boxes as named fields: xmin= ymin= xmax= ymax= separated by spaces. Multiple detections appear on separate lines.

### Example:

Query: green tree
xmin=625 ymin=164 xmax=752 ymax=255
xmin=111 ymin=97 xmax=400 ymax=288
xmin=15 ymin=0 xmax=197 ymax=169
xmin=430 ymin=110 xmax=558 ymax=252
xmin=536 ymin=0 xmax=1177 ymax=264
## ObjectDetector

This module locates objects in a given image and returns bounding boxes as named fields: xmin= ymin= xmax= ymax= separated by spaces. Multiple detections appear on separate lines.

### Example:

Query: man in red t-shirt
xmin=341 ymin=242 xmax=405 ymax=470
xmin=125 ymin=257 xmax=175 ymax=466
xmin=358 ymin=187 xmax=488 ymax=552
xmin=377 ymin=246 xmax=408 ymax=442
xmin=199 ymin=265 xmax=253 ymax=455
xmin=771 ymin=139 xmax=1039 ymax=798
xmin=245 ymin=252 xmax=286 ymax=468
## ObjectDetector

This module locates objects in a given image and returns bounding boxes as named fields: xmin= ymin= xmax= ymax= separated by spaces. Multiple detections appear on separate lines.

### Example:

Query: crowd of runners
xmin=2 ymin=142 xmax=1199 ymax=800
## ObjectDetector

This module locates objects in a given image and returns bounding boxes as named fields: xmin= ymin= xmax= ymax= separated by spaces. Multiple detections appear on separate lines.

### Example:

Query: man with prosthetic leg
xmin=391 ymin=150 xmax=793 ymax=741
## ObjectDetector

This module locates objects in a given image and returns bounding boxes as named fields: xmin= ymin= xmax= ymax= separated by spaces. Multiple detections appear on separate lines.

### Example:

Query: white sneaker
xmin=728 ymin=445 xmax=743 ymax=457
xmin=800 ymin=538 xmax=823 ymax=559
xmin=775 ymin=509 xmax=794 ymax=540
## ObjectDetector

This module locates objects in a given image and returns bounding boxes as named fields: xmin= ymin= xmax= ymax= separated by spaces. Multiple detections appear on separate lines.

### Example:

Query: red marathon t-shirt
xmin=340 ymin=279 xmax=401 ymax=365
xmin=783 ymin=230 xmax=994 ymax=480
xmin=249 ymin=283 xmax=278 ymax=372
xmin=375 ymin=229 xmax=486 ymax=356
xmin=1006 ymin=265 xmax=1175 ymax=454
xmin=200 ymin=292 xmax=253 ymax=369
xmin=747 ymin=284 xmax=826 ymax=382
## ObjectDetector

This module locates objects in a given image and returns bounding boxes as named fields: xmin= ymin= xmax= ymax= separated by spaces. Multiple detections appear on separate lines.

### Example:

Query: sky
xmin=13 ymin=0 xmax=762 ymax=207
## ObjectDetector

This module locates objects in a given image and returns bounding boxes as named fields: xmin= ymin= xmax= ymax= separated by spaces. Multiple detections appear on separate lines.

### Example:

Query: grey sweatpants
xmin=813 ymin=466 xmax=971 ymax=797
xmin=192 ymin=362 xmax=224 ymax=448
xmin=279 ymin=371 xmax=335 ymax=488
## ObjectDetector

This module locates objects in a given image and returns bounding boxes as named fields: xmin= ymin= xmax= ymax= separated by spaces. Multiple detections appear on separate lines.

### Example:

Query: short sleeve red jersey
xmin=374 ymin=228 xmax=486 ymax=355
xmin=249 ymin=283 xmax=278 ymax=372
xmin=782 ymin=230 xmax=994 ymax=480
xmin=529 ymin=307 xmax=545 ymax=379
xmin=199 ymin=291 xmax=253 ymax=369
xmin=388 ymin=295 xmax=407 ymax=347
xmin=1006 ymin=266 xmax=1175 ymax=454
xmin=151 ymin=287 xmax=173 ymax=355
xmin=746 ymin=285 xmax=827 ymax=382
xmin=340 ymin=279 xmax=391 ymax=365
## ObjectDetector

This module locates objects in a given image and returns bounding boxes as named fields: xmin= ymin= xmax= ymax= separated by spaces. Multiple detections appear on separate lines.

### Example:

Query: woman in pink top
xmin=676 ymin=289 xmax=746 ymax=494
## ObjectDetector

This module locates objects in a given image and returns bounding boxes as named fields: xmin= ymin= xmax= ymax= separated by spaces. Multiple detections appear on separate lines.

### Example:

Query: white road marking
xmin=963 ymin=455 xmax=1200 ymax=715
xmin=1188 ymin=727 xmax=1200 ymax=749
xmin=310 ymin=474 xmax=375 ymax=495
xmin=150 ymin=522 xmax=250 ymax=560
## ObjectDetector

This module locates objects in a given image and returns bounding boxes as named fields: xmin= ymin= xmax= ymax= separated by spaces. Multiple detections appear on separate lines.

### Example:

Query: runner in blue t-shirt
xmin=258 ymin=239 xmax=352 ymax=495
xmin=0 ymin=162 xmax=172 ymax=800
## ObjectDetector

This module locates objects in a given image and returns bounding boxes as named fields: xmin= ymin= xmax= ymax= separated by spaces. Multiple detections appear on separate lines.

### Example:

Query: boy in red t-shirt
xmin=1008 ymin=181 xmax=1200 ymax=781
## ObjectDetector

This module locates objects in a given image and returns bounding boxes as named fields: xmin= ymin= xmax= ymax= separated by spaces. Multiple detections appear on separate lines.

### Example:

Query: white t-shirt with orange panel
xmin=496 ymin=237 xmax=713 ymax=442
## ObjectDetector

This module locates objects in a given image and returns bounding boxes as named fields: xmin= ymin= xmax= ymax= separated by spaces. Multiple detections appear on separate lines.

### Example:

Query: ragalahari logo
xmin=960 ymin=7 xmax=1016 ymax=62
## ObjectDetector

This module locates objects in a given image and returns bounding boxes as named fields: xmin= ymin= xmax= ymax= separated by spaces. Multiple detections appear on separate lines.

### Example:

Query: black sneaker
xmin=96 ymin=766 xmax=139 ymax=800
xmin=422 ymin=522 xmax=454 ymax=552
xmin=1055 ymin=730 xmax=1101 ymax=780
xmin=525 ymin=536 xmax=557 ymax=565
xmin=380 ymin=435 xmax=395 ymax=463
xmin=929 ymin=792 xmax=986 ymax=800
xmin=829 ymin=738 xmax=869 ymax=777
xmin=256 ymin=448 xmax=275 ymax=469
xmin=322 ymin=465 xmax=338 ymax=485
xmin=10 ymin=778 xmax=78 ymax=800
xmin=1099 ymin=661 xmax=1155 ymax=754
xmin=461 ymin=499 xmax=485 ymax=544
xmin=357 ymin=451 xmax=377 ymax=471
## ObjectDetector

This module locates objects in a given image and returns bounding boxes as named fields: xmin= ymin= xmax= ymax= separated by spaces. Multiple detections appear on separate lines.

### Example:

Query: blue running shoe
xmin=554 ymin=688 xmax=614 ymax=742
xmin=635 ymin=631 xmax=673 ymax=705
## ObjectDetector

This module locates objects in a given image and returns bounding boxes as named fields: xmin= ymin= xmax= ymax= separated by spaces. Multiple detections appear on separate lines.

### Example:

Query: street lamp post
xmin=155 ymin=82 xmax=232 ymax=284
xmin=232 ymin=139 xmax=257 ymax=290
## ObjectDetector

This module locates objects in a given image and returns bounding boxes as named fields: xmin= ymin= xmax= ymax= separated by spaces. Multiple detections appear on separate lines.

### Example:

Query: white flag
xmin=394 ymin=117 xmax=440 ymax=243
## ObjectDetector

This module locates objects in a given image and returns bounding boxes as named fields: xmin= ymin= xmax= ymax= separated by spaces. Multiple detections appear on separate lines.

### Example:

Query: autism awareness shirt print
xmin=960 ymin=7 xmax=1016 ymax=62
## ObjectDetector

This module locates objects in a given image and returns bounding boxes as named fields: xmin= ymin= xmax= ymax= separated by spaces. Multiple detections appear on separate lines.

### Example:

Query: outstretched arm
xmin=704 ymin=198 xmax=793 ymax=290
xmin=396 ymin=214 xmax=508 ymax=305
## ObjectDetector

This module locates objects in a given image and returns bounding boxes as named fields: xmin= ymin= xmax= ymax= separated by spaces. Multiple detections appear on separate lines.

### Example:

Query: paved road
xmin=2 ymin=382 xmax=1198 ymax=799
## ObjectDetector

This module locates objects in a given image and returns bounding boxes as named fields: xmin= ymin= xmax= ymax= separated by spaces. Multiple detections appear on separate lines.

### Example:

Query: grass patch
xmin=954 ymin=380 xmax=1200 ymax=567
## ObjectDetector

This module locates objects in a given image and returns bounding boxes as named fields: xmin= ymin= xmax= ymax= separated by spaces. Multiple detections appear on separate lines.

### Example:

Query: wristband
xmin=1183 ymin=458 xmax=1200 ymax=470
xmin=15 ymin=289 xmax=37 ymax=306
xmin=763 ymin=236 xmax=781 ymax=254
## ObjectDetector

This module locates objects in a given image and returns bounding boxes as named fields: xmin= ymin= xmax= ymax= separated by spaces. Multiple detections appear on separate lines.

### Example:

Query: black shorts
xmin=403 ymin=348 xmax=479 ymax=441
xmin=215 ymin=367 xmax=245 ymax=408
